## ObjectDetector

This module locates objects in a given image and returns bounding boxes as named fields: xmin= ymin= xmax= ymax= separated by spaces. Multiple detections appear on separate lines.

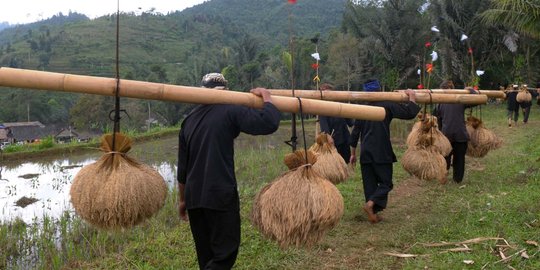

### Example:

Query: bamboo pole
xmin=268 ymin=89 xmax=488 ymax=104
xmin=412 ymin=89 xmax=506 ymax=99
xmin=0 ymin=67 xmax=385 ymax=121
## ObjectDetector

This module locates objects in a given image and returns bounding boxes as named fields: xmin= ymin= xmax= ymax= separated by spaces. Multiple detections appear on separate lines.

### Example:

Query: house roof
xmin=3 ymin=121 xmax=45 ymax=128
xmin=0 ymin=121 xmax=46 ymax=141
xmin=55 ymin=128 xmax=80 ymax=138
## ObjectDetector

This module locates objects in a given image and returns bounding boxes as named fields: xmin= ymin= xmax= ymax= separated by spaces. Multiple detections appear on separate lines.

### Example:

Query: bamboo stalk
xmin=0 ymin=67 xmax=385 ymax=121
xmin=268 ymin=89 xmax=488 ymax=104
xmin=412 ymin=89 xmax=506 ymax=99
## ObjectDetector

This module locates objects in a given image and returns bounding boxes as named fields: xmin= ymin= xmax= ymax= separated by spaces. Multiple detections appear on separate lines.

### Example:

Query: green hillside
xmin=0 ymin=0 xmax=345 ymax=128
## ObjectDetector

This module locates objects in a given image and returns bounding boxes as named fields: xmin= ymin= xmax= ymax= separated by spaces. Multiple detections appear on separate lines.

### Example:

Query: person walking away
xmin=318 ymin=83 xmax=354 ymax=162
xmin=505 ymin=84 xmax=519 ymax=127
xmin=519 ymin=84 xmax=539 ymax=124
xmin=433 ymin=81 xmax=478 ymax=184
xmin=178 ymin=73 xmax=281 ymax=270
xmin=349 ymin=80 xmax=420 ymax=223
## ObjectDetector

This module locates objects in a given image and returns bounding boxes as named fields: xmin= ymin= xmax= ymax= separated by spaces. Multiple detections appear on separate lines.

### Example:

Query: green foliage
xmin=37 ymin=136 xmax=54 ymax=149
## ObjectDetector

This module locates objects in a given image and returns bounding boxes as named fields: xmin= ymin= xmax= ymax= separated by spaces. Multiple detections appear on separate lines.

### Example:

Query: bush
xmin=37 ymin=136 xmax=54 ymax=150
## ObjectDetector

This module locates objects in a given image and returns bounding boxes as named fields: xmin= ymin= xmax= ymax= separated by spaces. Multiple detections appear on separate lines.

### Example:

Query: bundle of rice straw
xmin=401 ymin=145 xmax=447 ymax=183
xmin=251 ymin=150 xmax=344 ymax=248
xmin=516 ymin=88 xmax=532 ymax=103
xmin=406 ymin=115 xmax=451 ymax=156
xmin=70 ymin=133 xmax=168 ymax=230
xmin=466 ymin=116 xmax=503 ymax=158
xmin=308 ymin=133 xmax=350 ymax=184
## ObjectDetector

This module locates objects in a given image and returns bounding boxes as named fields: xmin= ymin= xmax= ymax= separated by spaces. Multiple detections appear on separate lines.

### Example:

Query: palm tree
xmin=480 ymin=0 xmax=540 ymax=38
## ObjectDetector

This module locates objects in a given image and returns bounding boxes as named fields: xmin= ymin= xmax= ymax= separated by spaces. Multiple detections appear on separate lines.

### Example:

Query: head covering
xmin=363 ymin=80 xmax=381 ymax=92
xmin=439 ymin=80 xmax=455 ymax=89
xmin=201 ymin=73 xmax=228 ymax=89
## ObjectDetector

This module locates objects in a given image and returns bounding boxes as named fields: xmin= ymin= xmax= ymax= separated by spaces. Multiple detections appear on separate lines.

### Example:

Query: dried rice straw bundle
xmin=466 ymin=117 xmax=503 ymax=158
xmin=251 ymin=150 xmax=344 ymax=248
xmin=308 ymin=133 xmax=350 ymax=184
xmin=516 ymin=88 xmax=532 ymax=103
xmin=70 ymin=133 xmax=168 ymax=230
xmin=401 ymin=145 xmax=447 ymax=183
xmin=406 ymin=116 xmax=451 ymax=156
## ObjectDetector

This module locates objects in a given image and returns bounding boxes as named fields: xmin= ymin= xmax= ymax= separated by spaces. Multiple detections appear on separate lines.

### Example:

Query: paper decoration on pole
xmin=313 ymin=75 xmax=320 ymax=82
xmin=426 ymin=63 xmax=433 ymax=73
xmin=425 ymin=42 xmax=432 ymax=48
xmin=431 ymin=26 xmax=440 ymax=32
xmin=431 ymin=51 xmax=438 ymax=62
xmin=417 ymin=69 xmax=421 ymax=75
xmin=288 ymin=0 xmax=297 ymax=3
xmin=476 ymin=70 xmax=485 ymax=76
xmin=311 ymin=53 xmax=320 ymax=61
xmin=468 ymin=47 xmax=473 ymax=54
xmin=311 ymin=63 xmax=319 ymax=69
xmin=460 ymin=34 xmax=468 ymax=41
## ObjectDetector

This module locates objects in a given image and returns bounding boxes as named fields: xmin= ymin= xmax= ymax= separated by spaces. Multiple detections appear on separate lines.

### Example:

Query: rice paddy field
xmin=1 ymin=103 xmax=539 ymax=269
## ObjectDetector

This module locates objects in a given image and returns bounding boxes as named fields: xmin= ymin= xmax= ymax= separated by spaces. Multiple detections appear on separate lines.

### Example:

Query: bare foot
xmin=363 ymin=201 xmax=379 ymax=224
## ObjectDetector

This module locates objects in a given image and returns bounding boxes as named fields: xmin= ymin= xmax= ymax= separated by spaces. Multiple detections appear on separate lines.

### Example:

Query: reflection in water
xmin=0 ymin=137 xmax=179 ymax=224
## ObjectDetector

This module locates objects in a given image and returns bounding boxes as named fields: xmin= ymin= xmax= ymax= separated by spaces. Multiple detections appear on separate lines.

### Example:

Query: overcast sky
xmin=1 ymin=0 xmax=208 ymax=25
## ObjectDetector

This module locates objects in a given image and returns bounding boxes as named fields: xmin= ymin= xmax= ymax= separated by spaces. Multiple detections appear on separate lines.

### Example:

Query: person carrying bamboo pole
xmin=505 ymin=84 xmax=520 ymax=127
xmin=318 ymin=83 xmax=354 ymax=162
xmin=432 ymin=81 xmax=478 ymax=183
xmin=349 ymin=80 xmax=420 ymax=223
xmin=177 ymin=73 xmax=281 ymax=270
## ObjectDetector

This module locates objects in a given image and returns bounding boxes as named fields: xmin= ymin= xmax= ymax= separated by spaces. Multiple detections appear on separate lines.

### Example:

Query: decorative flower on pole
xmin=426 ymin=63 xmax=434 ymax=74
xmin=288 ymin=0 xmax=297 ymax=4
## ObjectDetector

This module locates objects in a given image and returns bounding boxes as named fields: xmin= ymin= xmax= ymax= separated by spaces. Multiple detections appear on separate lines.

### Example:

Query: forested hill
xmin=183 ymin=0 xmax=347 ymax=45
xmin=0 ymin=0 xmax=346 ymax=128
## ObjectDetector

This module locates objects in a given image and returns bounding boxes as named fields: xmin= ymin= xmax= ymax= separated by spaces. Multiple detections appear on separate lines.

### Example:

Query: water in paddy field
xmin=0 ymin=135 xmax=179 ymax=225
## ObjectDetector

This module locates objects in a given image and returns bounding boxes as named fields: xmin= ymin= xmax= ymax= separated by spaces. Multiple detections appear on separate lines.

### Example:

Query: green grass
xmin=1 ymin=104 xmax=540 ymax=269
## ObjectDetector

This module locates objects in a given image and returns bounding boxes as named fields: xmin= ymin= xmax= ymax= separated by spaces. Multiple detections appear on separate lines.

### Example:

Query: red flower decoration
xmin=468 ymin=47 xmax=473 ymax=54
xmin=288 ymin=0 xmax=297 ymax=3
xmin=311 ymin=63 xmax=319 ymax=69
xmin=426 ymin=63 xmax=433 ymax=73
xmin=417 ymin=84 xmax=424 ymax=89
xmin=425 ymin=42 xmax=432 ymax=48
xmin=473 ymin=86 xmax=479 ymax=90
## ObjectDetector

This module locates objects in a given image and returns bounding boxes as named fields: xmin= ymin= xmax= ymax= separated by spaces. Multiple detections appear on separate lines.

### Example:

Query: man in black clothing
xmin=318 ymin=83 xmax=354 ymax=162
xmin=505 ymin=84 xmax=520 ymax=127
xmin=349 ymin=80 xmax=420 ymax=223
xmin=433 ymin=82 xmax=477 ymax=183
xmin=519 ymin=84 xmax=539 ymax=124
xmin=177 ymin=73 xmax=281 ymax=270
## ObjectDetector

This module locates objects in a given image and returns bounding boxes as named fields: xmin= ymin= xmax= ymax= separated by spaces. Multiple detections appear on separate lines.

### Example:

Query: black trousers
xmin=446 ymin=141 xmax=468 ymax=183
xmin=360 ymin=163 xmax=393 ymax=213
xmin=188 ymin=208 xmax=240 ymax=270
xmin=522 ymin=106 xmax=531 ymax=123
xmin=335 ymin=142 xmax=351 ymax=163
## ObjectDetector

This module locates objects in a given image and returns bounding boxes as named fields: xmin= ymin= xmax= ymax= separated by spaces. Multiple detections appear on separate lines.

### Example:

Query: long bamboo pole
xmin=268 ymin=89 xmax=488 ymax=104
xmin=412 ymin=89 xmax=505 ymax=99
xmin=0 ymin=67 xmax=385 ymax=121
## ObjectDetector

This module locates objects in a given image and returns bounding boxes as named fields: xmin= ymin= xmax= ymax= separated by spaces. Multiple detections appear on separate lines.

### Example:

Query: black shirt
xmin=178 ymin=102 xmax=281 ymax=211
xmin=319 ymin=116 xmax=353 ymax=146
xmin=349 ymin=101 xmax=420 ymax=164
xmin=434 ymin=103 xmax=470 ymax=143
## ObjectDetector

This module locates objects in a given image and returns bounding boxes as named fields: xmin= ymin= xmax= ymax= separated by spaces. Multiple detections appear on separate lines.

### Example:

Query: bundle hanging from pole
xmin=251 ymin=150 xmax=344 ymax=248
xmin=70 ymin=133 xmax=168 ymax=230
xmin=308 ymin=133 xmax=350 ymax=184
xmin=465 ymin=116 xmax=503 ymax=158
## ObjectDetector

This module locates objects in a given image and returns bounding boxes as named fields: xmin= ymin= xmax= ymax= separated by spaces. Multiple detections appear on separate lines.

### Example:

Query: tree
xmin=342 ymin=0 xmax=430 ymax=89
xmin=480 ymin=0 xmax=540 ymax=39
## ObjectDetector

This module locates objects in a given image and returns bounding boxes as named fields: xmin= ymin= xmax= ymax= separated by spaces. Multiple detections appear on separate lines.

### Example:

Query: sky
xmin=1 ymin=0 xmax=208 ymax=25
